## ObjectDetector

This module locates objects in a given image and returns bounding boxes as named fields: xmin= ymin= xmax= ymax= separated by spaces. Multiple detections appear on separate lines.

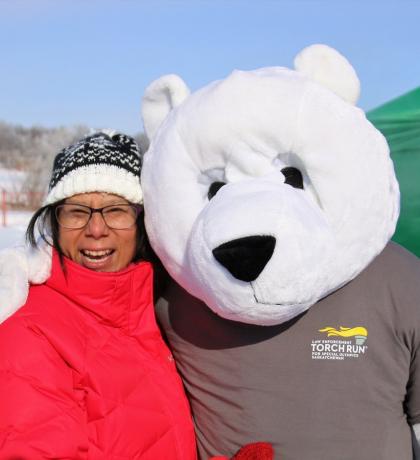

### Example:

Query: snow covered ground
xmin=0 ymin=210 xmax=32 ymax=249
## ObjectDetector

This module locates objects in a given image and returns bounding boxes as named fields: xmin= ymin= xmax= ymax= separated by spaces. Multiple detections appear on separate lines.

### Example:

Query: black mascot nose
xmin=212 ymin=235 xmax=276 ymax=282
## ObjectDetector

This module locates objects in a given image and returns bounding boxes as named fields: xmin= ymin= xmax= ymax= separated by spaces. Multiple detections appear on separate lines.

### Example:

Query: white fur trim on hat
xmin=43 ymin=164 xmax=143 ymax=205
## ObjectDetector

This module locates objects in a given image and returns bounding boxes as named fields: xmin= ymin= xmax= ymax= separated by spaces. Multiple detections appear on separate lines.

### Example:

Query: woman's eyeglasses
xmin=55 ymin=203 xmax=142 ymax=230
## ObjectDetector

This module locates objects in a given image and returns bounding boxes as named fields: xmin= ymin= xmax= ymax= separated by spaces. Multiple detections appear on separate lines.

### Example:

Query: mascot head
xmin=141 ymin=44 xmax=399 ymax=326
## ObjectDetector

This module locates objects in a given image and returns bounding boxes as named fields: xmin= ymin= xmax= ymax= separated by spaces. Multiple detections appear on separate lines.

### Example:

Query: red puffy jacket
xmin=0 ymin=250 xmax=197 ymax=459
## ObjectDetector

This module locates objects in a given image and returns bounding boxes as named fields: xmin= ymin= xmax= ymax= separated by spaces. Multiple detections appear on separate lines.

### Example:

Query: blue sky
xmin=1 ymin=0 xmax=419 ymax=134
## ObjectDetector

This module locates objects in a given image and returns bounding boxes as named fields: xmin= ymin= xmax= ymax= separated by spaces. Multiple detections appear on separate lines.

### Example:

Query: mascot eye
xmin=208 ymin=181 xmax=226 ymax=200
xmin=281 ymin=167 xmax=304 ymax=190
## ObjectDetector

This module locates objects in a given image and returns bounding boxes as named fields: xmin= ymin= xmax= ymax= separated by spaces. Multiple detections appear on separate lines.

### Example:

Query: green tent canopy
xmin=367 ymin=87 xmax=420 ymax=257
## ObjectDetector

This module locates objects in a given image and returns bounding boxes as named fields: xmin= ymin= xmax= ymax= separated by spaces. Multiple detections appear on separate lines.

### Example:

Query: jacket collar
xmin=46 ymin=249 xmax=154 ymax=332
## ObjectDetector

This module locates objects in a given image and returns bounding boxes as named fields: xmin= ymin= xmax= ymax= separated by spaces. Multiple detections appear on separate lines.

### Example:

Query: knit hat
xmin=44 ymin=131 xmax=143 ymax=205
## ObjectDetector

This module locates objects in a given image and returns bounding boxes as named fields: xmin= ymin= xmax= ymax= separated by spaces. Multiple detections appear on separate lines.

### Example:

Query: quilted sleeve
xmin=0 ymin=316 xmax=87 ymax=459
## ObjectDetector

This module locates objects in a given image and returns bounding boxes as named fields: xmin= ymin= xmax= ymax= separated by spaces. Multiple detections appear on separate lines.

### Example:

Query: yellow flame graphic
xmin=318 ymin=326 xmax=368 ymax=338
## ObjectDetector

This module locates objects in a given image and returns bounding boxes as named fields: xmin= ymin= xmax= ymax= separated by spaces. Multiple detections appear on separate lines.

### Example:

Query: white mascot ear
xmin=294 ymin=44 xmax=360 ymax=105
xmin=142 ymin=74 xmax=190 ymax=139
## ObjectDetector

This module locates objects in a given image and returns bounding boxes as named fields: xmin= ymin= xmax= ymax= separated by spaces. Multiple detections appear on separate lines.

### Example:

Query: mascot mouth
xmin=252 ymin=293 xmax=308 ymax=309
xmin=212 ymin=236 xmax=308 ymax=309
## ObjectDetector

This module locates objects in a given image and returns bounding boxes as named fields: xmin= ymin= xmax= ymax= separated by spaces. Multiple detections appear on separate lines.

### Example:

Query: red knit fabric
xmin=209 ymin=442 xmax=274 ymax=460
xmin=232 ymin=442 xmax=274 ymax=460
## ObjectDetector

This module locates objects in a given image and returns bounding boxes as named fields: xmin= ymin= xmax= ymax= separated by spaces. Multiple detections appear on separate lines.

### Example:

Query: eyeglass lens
xmin=56 ymin=204 xmax=139 ymax=229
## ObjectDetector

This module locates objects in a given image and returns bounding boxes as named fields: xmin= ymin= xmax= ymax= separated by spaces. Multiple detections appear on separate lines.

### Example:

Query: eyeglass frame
xmin=54 ymin=202 xmax=143 ymax=230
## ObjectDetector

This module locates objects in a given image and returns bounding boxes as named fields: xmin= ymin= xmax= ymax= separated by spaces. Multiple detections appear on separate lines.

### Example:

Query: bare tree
xmin=0 ymin=122 xmax=89 ymax=208
xmin=0 ymin=122 xmax=146 ymax=209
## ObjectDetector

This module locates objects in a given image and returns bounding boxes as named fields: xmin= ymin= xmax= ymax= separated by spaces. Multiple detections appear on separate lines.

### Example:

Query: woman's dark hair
xmin=25 ymin=202 xmax=168 ymax=299
xmin=26 ymin=202 xmax=63 ymax=256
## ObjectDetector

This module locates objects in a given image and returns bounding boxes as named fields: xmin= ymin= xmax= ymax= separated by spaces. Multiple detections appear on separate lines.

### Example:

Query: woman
xmin=0 ymin=132 xmax=197 ymax=459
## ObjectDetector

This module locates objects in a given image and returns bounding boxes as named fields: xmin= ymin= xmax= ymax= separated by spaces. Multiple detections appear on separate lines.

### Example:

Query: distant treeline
xmin=0 ymin=121 xmax=147 ymax=207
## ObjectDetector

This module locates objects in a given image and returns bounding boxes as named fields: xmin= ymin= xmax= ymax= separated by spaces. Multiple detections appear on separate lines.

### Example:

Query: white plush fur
xmin=294 ymin=44 xmax=360 ymax=105
xmin=0 ymin=242 xmax=52 ymax=323
xmin=141 ymin=44 xmax=399 ymax=326
xmin=142 ymin=74 xmax=190 ymax=139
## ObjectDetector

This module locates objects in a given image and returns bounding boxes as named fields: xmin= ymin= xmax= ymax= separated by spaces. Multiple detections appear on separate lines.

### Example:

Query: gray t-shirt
xmin=156 ymin=243 xmax=420 ymax=460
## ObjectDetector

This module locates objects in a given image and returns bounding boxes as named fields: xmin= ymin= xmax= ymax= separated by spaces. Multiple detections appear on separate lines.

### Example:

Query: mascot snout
xmin=212 ymin=235 xmax=276 ymax=282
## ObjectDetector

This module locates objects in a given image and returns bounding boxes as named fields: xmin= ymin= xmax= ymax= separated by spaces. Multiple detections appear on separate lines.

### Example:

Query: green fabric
xmin=367 ymin=87 xmax=420 ymax=257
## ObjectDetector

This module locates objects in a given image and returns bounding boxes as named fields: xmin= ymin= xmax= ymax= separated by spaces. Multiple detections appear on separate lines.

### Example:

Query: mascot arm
xmin=0 ymin=242 xmax=52 ymax=323
xmin=414 ymin=424 xmax=420 ymax=456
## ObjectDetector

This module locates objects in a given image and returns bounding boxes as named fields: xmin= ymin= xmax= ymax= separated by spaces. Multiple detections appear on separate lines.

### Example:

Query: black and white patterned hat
xmin=44 ymin=130 xmax=143 ymax=205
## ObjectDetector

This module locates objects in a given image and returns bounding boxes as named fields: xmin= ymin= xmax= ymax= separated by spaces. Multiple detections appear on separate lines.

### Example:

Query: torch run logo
xmin=311 ymin=326 xmax=368 ymax=361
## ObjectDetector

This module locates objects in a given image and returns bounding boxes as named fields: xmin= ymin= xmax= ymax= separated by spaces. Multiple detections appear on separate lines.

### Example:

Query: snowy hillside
xmin=0 ymin=210 xmax=32 ymax=249
xmin=0 ymin=167 xmax=32 ymax=249
xmin=0 ymin=167 xmax=26 ymax=192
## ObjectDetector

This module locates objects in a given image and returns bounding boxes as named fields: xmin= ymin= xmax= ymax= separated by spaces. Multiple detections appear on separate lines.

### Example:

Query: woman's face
xmin=58 ymin=192 xmax=138 ymax=272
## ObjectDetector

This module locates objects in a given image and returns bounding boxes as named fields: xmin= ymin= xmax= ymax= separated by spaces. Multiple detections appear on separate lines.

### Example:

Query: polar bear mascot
xmin=1 ymin=45 xmax=420 ymax=460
